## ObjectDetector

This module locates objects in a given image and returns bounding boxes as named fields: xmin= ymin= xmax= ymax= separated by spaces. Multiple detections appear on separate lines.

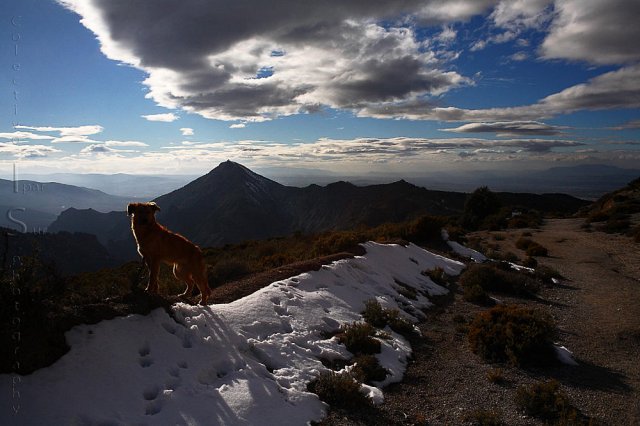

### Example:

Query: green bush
xmin=468 ymin=304 xmax=556 ymax=366
xmin=307 ymin=371 xmax=370 ymax=409
xmin=515 ymin=380 xmax=580 ymax=422
xmin=337 ymin=322 xmax=381 ymax=355
xmin=462 ymin=186 xmax=502 ymax=230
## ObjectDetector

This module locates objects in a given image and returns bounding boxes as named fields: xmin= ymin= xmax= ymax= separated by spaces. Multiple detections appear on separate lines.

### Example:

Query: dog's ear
xmin=127 ymin=203 xmax=136 ymax=216
xmin=149 ymin=202 xmax=161 ymax=212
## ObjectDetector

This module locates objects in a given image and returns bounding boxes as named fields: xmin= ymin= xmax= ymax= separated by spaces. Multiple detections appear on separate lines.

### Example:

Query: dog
xmin=127 ymin=202 xmax=211 ymax=304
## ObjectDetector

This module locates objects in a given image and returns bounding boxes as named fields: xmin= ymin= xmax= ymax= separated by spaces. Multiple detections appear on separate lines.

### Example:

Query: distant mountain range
xmin=0 ymin=178 xmax=131 ymax=232
xmin=48 ymin=161 xmax=590 ymax=266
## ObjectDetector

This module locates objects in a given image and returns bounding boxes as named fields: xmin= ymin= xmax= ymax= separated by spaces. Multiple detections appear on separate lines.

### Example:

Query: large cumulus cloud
xmin=59 ymin=0 xmax=481 ymax=122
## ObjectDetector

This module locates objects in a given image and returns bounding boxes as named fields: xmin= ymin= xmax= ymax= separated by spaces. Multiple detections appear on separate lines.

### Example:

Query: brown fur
xmin=127 ymin=202 xmax=210 ymax=304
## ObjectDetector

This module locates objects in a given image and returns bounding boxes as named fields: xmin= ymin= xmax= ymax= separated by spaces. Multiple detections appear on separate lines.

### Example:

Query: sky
xmin=1 ymin=0 xmax=639 ymax=177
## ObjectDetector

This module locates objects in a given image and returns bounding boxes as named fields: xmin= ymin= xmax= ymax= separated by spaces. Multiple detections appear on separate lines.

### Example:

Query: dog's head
xmin=127 ymin=202 xmax=160 ymax=226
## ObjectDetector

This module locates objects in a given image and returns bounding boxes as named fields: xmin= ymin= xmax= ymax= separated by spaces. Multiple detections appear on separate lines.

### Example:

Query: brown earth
xmin=319 ymin=218 xmax=640 ymax=425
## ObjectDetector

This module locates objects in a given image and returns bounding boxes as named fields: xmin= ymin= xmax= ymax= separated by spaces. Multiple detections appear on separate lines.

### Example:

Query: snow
xmin=447 ymin=241 xmax=487 ymax=263
xmin=0 ymin=242 xmax=464 ymax=426
xmin=440 ymin=228 xmax=487 ymax=263
xmin=554 ymin=345 xmax=579 ymax=366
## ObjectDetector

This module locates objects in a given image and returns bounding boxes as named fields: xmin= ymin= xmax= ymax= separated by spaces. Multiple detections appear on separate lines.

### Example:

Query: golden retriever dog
xmin=127 ymin=202 xmax=210 ymax=304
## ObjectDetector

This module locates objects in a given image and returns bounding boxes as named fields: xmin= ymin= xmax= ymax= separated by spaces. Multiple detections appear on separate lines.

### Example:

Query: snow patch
xmin=0 ymin=242 xmax=464 ymax=425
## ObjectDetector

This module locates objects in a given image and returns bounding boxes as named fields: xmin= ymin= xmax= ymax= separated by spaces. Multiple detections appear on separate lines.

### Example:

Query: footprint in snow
xmin=143 ymin=385 xmax=160 ymax=401
xmin=145 ymin=400 xmax=162 ymax=416
xmin=161 ymin=322 xmax=177 ymax=335
xmin=138 ymin=343 xmax=154 ymax=368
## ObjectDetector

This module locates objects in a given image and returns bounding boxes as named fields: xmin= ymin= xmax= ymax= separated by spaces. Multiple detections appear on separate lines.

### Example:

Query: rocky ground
xmin=319 ymin=218 xmax=640 ymax=425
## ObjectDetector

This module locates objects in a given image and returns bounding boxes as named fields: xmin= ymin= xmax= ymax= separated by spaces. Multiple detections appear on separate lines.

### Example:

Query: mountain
xmin=0 ymin=178 xmax=131 ymax=231
xmin=48 ymin=161 xmax=590 ymax=261
xmin=0 ymin=227 xmax=121 ymax=275
xmin=17 ymin=173 xmax=197 ymax=198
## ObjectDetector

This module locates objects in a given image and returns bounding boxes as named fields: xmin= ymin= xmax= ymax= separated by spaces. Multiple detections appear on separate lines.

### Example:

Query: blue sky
xmin=1 ymin=0 xmax=639 ymax=176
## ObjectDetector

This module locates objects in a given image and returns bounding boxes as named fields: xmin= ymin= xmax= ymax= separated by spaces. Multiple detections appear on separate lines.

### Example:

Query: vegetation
xmin=337 ymin=322 xmax=381 ymax=355
xmin=307 ymin=371 xmax=371 ymax=409
xmin=350 ymin=354 xmax=388 ymax=384
xmin=464 ymin=409 xmax=505 ymax=426
xmin=459 ymin=263 xmax=540 ymax=302
xmin=486 ymin=368 xmax=505 ymax=385
xmin=462 ymin=186 xmax=502 ymax=230
xmin=515 ymin=237 xmax=549 ymax=257
xmin=361 ymin=299 xmax=414 ymax=336
xmin=515 ymin=380 xmax=584 ymax=423
xmin=467 ymin=304 xmax=556 ymax=366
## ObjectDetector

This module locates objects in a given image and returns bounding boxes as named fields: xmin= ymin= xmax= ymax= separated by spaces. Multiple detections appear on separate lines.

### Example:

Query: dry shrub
xmin=351 ymin=354 xmax=388 ymax=384
xmin=464 ymin=408 xmax=504 ymax=425
xmin=486 ymin=368 xmax=505 ymax=384
xmin=307 ymin=371 xmax=370 ymax=409
xmin=337 ymin=322 xmax=381 ymax=355
xmin=515 ymin=380 xmax=583 ymax=423
xmin=459 ymin=263 xmax=539 ymax=301
xmin=468 ymin=304 xmax=556 ymax=366
xmin=361 ymin=299 xmax=414 ymax=336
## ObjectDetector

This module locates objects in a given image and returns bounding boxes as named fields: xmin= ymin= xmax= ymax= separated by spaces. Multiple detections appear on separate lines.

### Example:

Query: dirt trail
xmin=530 ymin=218 xmax=640 ymax=423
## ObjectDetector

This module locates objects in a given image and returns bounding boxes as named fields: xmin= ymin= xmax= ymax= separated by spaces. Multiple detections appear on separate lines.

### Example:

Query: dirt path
xmin=320 ymin=219 xmax=640 ymax=425
xmin=528 ymin=219 xmax=640 ymax=424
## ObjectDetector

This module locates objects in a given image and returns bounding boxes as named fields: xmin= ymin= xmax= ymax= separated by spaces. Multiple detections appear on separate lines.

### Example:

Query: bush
xmin=459 ymin=264 xmax=540 ymax=299
xmin=424 ymin=267 xmax=452 ymax=287
xmin=337 ymin=322 xmax=381 ymax=355
xmin=526 ymin=244 xmax=548 ymax=257
xmin=208 ymin=258 xmax=250 ymax=285
xmin=516 ymin=238 xmax=548 ymax=257
xmin=468 ymin=304 xmax=556 ymax=366
xmin=522 ymin=257 xmax=538 ymax=268
xmin=350 ymin=354 xmax=388 ymax=384
xmin=308 ymin=371 xmax=370 ymax=409
xmin=405 ymin=215 xmax=446 ymax=243
xmin=515 ymin=380 xmax=581 ymax=422
xmin=464 ymin=409 xmax=504 ymax=426
xmin=462 ymin=187 xmax=502 ymax=230
xmin=361 ymin=299 xmax=414 ymax=336
xmin=486 ymin=368 xmax=505 ymax=384
xmin=464 ymin=284 xmax=490 ymax=304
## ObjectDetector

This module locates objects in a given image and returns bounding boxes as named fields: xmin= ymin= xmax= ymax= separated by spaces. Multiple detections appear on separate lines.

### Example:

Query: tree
xmin=462 ymin=186 xmax=501 ymax=230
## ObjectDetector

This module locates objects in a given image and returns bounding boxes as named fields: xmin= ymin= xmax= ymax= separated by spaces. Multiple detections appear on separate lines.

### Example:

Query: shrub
xmin=361 ymin=300 xmax=414 ymax=336
xmin=337 ymin=322 xmax=381 ymax=355
xmin=424 ymin=267 xmax=452 ymax=287
xmin=350 ymin=354 xmax=388 ymax=384
xmin=526 ymin=244 xmax=548 ymax=257
xmin=462 ymin=186 xmax=502 ymax=230
xmin=208 ymin=258 xmax=250 ymax=285
xmin=307 ymin=371 xmax=370 ymax=409
xmin=522 ymin=256 xmax=538 ymax=268
xmin=516 ymin=238 xmax=548 ymax=257
xmin=467 ymin=304 xmax=556 ymax=366
xmin=362 ymin=299 xmax=388 ymax=328
xmin=464 ymin=409 xmax=504 ymax=425
xmin=464 ymin=284 xmax=490 ymax=304
xmin=535 ymin=265 xmax=563 ymax=284
xmin=459 ymin=264 xmax=539 ymax=299
xmin=486 ymin=368 xmax=505 ymax=384
xmin=405 ymin=215 xmax=446 ymax=243
xmin=515 ymin=380 xmax=580 ymax=422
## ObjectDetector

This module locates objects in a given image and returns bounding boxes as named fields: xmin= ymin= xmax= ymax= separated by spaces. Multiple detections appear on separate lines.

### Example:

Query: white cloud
xmin=141 ymin=113 xmax=179 ymax=122
xmin=15 ymin=124 xmax=104 ymax=136
xmin=230 ymin=123 xmax=246 ymax=129
xmin=0 ymin=131 xmax=54 ymax=141
xmin=0 ymin=142 xmax=61 ymax=159
xmin=104 ymin=140 xmax=149 ymax=147
xmin=509 ymin=51 xmax=528 ymax=62
xmin=441 ymin=121 xmax=565 ymax=136
xmin=180 ymin=127 xmax=194 ymax=136
xmin=540 ymin=0 xmax=640 ymax=65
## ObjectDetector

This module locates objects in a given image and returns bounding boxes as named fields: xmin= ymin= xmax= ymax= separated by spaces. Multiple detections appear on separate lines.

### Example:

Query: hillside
xmin=0 ymin=178 xmax=131 ymax=231
xmin=48 ymin=161 xmax=590 ymax=256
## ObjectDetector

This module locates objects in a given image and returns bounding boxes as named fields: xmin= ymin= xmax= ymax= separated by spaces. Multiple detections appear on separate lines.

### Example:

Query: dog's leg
xmin=174 ymin=264 xmax=195 ymax=297
xmin=195 ymin=262 xmax=211 ymax=305
xmin=146 ymin=261 xmax=160 ymax=294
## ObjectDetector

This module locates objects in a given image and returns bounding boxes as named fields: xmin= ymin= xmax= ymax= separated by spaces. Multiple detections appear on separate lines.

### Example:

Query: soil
xmin=319 ymin=218 xmax=640 ymax=425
